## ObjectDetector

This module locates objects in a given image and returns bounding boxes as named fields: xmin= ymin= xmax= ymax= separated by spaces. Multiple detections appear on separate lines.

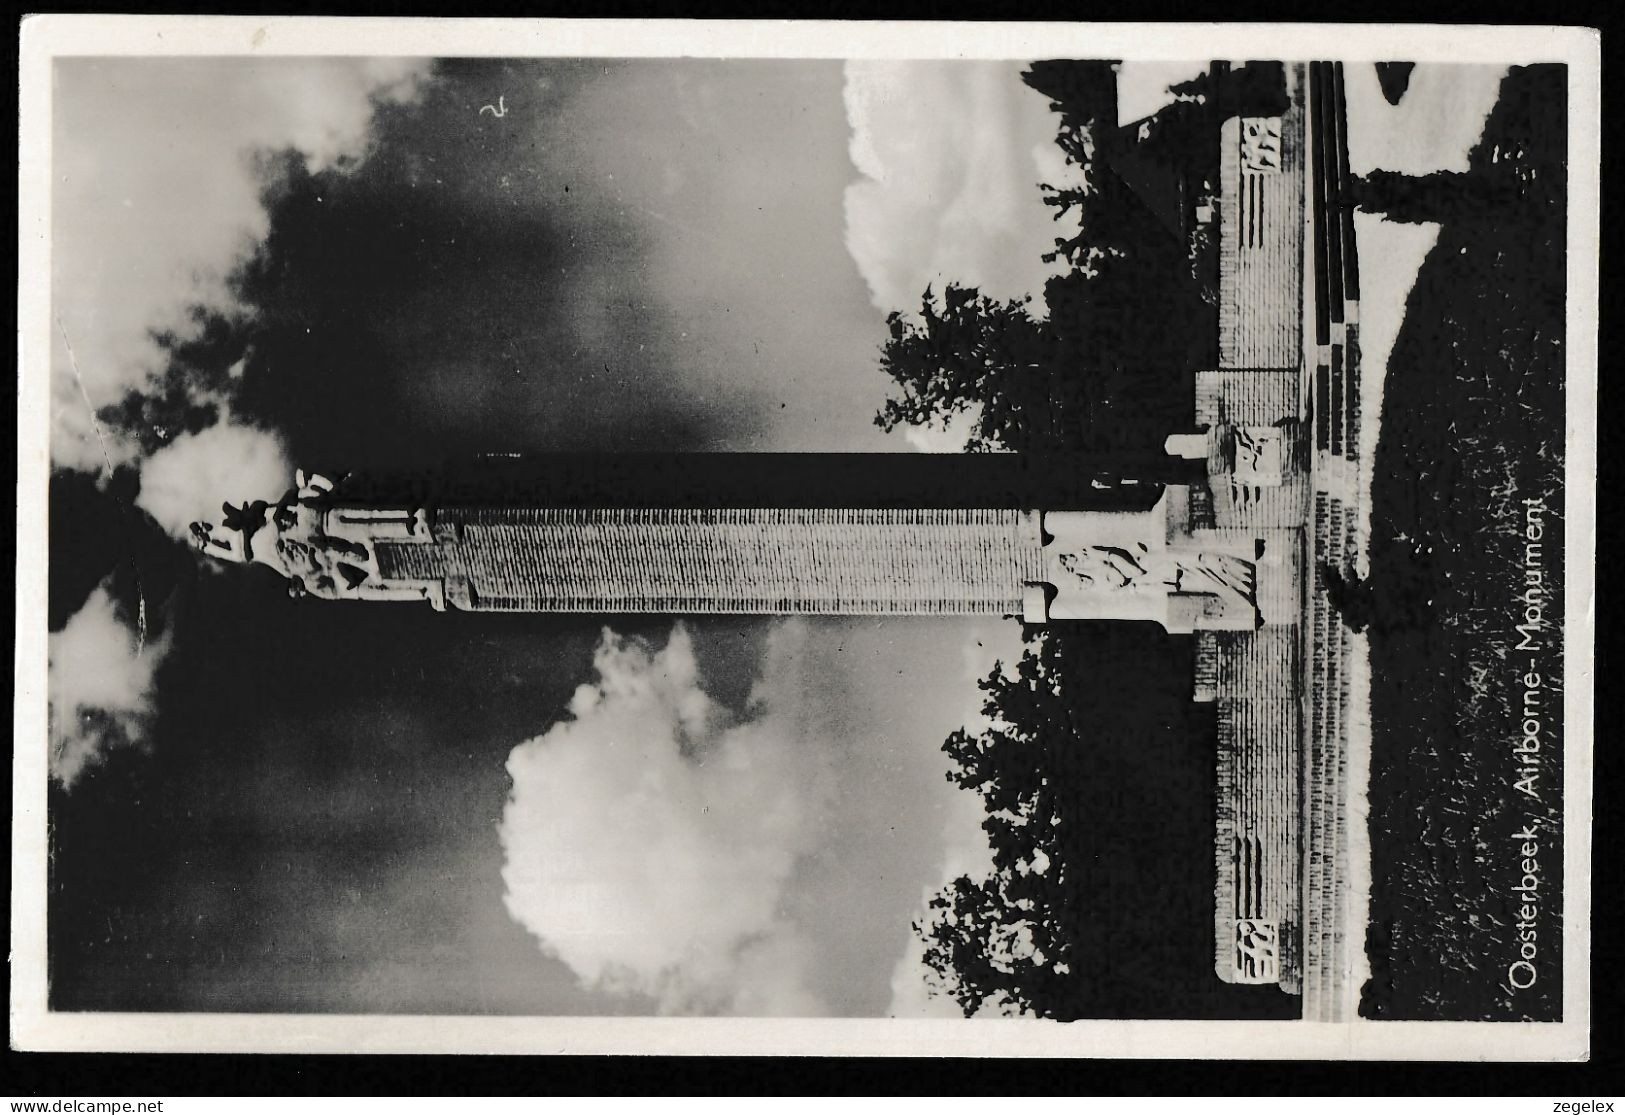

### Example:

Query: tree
xmin=1373 ymin=62 xmax=1416 ymax=107
xmin=875 ymin=129 xmax=1215 ymax=454
xmin=916 ymin=633 xmax=1082 ymax=1017
xmin=912 ymin=624 xmax=1292 ymax=1022
xmin=874 ymin=284 xmax=1066 ymax=453
xmin=942 ymin=636 xmax=1070 ymax=828
xmin=874 ymin=261 xmax=1207 ymax=454
xmin=1021 ymin=60 xmax=1119 ymax=136
xmin=1038 ymin=179 xmax=1090 ymax=226
xmin=1348 ymin=169 xmax=1515 ymax=226
xmin=878 ymin=53 xmax=1247 ymax=456
xmin=917 ymin=870 xmax=1075 ymax=1017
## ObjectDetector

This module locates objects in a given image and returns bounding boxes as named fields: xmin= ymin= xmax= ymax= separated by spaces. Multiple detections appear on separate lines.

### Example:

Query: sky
xmin=41 ymin=54 xmax=1508 ymax=1020
xmin=44 ymin=55 xmax=1071 ymax=1018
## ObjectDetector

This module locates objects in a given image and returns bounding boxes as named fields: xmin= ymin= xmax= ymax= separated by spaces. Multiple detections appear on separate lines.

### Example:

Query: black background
xmin=12 ymin=0 xmax=1619 ymax=1096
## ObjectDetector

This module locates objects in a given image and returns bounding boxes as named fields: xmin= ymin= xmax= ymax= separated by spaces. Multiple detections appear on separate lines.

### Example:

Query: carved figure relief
xmin=190 ymin=470 xmax=381 ymax=599
xmin=1231 ymin=426 xmax=1285 ymax=484
xmin=1170 ymin=551 xmax=1256 ymax=602
xmin=1057 ymin=544 xmax=1156 ymax=590
xmin=1055 ymin=545 xmax=1257 ymax=609
xmin=277 ymin=535 xmax=374 ymax=600
xmin=1234 ymin=918 xmax=1281 ymax=983
xmin=1240 ymin=117 xmax=1283 ymax=172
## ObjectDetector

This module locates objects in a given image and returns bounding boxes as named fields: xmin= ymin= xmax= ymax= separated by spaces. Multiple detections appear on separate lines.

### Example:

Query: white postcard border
xmin=14 ymin=16 xmax=1599 ymax=1061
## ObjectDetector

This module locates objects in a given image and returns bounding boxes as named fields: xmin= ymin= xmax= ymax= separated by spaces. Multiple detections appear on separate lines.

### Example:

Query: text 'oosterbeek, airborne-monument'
xmin=193 ymin=62 xmax=1365 ymax=1022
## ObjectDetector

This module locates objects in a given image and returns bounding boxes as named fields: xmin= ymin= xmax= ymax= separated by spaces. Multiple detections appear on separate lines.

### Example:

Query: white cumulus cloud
xmin=48 ymin=581 xmax=170 ymax=786
xmin=135 ymin=419 xmax=292 ymax=540
xmin=499 ymin=622 xmax=837 ymax=1016
xmin=842 ymin=60 xmax=1082 ymax=316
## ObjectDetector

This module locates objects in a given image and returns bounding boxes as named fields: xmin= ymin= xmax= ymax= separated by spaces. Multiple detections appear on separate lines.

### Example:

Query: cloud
xmin=50 ymin=57 xmax=431 ymax=471
xmin=499 ymin=622 xmax=838 ymax=1015
xmin=842 ymin=61 xmax=1081 ymax=315
xmin=48 ymin=581 xmax=170 ymax=786
xmin=135 ymin=419 xmax=292 ymax=540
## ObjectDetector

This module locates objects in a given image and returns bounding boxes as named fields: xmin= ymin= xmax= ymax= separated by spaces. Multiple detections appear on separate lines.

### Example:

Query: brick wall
xmin=1218 ymin=91 xmax=1306 ymax=371
xmin=1206 ymin=626 xmax=1304 ymax=990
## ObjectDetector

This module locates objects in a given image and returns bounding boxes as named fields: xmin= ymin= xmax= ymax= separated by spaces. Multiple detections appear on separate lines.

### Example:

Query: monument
xmin=192 ymin=61 xmax=1361 ymax=1020
xmin=190 ymin=465 xmax=1276 ymax=634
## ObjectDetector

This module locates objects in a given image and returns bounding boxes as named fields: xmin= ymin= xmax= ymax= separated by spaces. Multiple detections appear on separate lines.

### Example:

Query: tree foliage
xmin=1349 ymin=169 xmax=1523 ymax=227
xmin=874 ymin=61 xmax=1231 ymax=456
xmin=916 ymin=624 xmax=1300 ymax=1021
xmin=875 ymin=258 xmax=1207 ymax=456
xmin=874 ymin=285 xmax=1064 ymax=453
xmin=917 ymin=633 xmax=1080 ymax=1016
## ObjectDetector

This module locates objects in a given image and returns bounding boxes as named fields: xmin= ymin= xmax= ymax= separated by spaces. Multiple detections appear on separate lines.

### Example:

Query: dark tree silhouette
xmin=874 ymin=284 xmax=1066 ymax=453
xmin=1042 ymin=230 xmax=1095 ymax=268
xmin=1021 ymin=60 xmax=1119 ymax=135
xmin=918 ymin=635 xmax=1077 ymax=1017
xmin=1349 ymin=168 xmax=1521 ymax=226
xmin=1038 ymin=180 xmax=1090 ymax=224
xmin=919 ymin=869 xmax=1081 ymax=1017
xmin=942 ymin=636 xmax=1069 ymax=828
xmin=875 ymin=254 xmax=1204 ymax=457
xmin=914 ymin=626 xmax=1301 ymax=1021
xmin=1052 ymin=125 xmax=1096 ymax=170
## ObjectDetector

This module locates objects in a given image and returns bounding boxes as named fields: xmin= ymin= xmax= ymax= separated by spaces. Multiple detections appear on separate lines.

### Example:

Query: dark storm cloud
xmin=224 ymin=61 xmax=684 ymax=464
xmin=179 ymin=58 xmax=892 ymax=472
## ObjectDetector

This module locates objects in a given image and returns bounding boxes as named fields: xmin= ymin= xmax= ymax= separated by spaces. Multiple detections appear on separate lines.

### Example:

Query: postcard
xmin=13 ymin=17 xmax=1598 ymax=1060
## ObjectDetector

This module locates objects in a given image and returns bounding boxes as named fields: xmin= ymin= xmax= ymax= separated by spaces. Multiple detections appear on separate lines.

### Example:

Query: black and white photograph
xmin=13 ymin=18 xmax=1598 ymax=1059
